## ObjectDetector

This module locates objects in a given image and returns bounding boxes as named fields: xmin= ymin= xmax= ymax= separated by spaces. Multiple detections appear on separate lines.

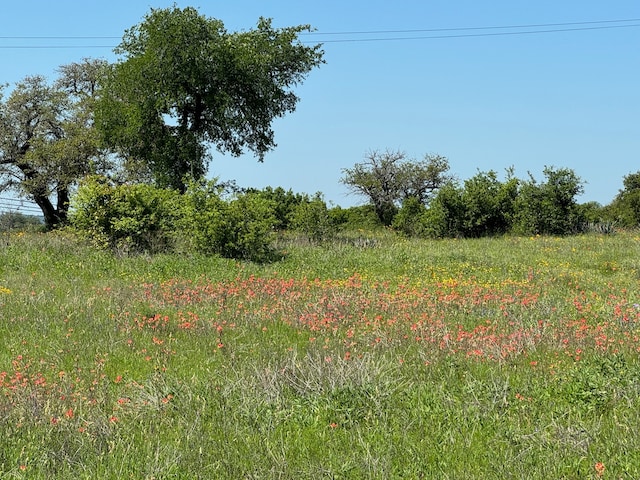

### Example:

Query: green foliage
xmin=70 ymin=176 xmax=182 ymax=253
xmin=96 ymin=6 xmax=324 ymax=192
xmin=289 ymin=194 xmax=336 ymax=244
xmin=513 ymin=166 xmax=585 ymax=235
xmin=71 ymin=178 xmax=278 ymax=261
xmin=250 ymin=186 xmax=308 ymax=230
xmin=341 ymin=150 xmax=450 ymax=226
xmin=328 ymin=204 xmax=383 ymax=231
xmin=181 ymin=181 xmax=278 ymax=261
xmin=422 ymin=181 xmax=466 ymax=238
xmin=459 ymin=170 xmax=518 ymax=237
xmin=578 ymin=201 xmax=607 ymax=224
xmin=392 ymin=196 xmax=428 ymax=237
xmin=607 ymin=171 xmax=640 ymax=227
xmin=0 ymin=211 xmax=43 ymax=232
xmin=0 ymin=60 xmax=109 ymax=228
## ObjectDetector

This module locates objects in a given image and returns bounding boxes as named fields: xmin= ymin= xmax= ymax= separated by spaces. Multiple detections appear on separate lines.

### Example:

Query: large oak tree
xmin=96 ymin=6 xmax=324 ymax=192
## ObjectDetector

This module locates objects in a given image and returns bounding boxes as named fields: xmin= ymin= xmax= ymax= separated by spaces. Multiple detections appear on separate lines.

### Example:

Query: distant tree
xmin=0 ymin=59 xmax=109 ymax=229
xmin=0 ymin=211 xmax=43 ymax=232
xmin=290 ymin=193 xmax=336 ymax=244
xmin=250 ymin=186 xmax=309 ymax=230
xmin=607 ymin=171 xmax=640 ymax=227
xmin=421 ymin=181 xmax=465 ymax=238
xmin=96 ymin=6 xmax=324 ymax=192
xmin=341 ymin=150 xmax=451 ymax=225
xmin=459 ymin=169 xmax=519 ymax=237
xmin=513 ymin=166 xmax=584 ymax=235
xmin=578 ymin=201 xmax=606 ymax=224
xmin=392 ymin=196 xmax=428 ymax=237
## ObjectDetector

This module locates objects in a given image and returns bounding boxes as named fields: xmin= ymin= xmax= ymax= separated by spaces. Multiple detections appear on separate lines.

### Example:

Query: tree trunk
xmin=32 ymin=193 xmax=61 ymax=230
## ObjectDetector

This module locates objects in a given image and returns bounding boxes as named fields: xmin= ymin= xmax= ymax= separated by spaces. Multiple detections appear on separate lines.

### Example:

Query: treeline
xmin=392 ymin=167 xmax=638 ymax=238
xmin=65 ymin=162 xmax=638 ymax=261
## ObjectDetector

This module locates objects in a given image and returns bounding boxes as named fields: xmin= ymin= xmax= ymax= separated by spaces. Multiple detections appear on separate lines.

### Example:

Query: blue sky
xmin=1 ymin=1 xmax=639 ymax=208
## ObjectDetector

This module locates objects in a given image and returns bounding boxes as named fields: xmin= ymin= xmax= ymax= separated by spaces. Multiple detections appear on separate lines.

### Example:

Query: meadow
xmin=1 ymin=229 xmax=640 ymax=478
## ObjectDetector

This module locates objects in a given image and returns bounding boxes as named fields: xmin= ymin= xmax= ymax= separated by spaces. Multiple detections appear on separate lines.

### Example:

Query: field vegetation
xmin=1 ymin=228 xmax=640 ymax=478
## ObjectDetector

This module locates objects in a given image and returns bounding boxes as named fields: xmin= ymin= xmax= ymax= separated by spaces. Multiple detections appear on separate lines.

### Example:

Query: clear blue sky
xmin=2 ymin=0 xmax=638 ymax=208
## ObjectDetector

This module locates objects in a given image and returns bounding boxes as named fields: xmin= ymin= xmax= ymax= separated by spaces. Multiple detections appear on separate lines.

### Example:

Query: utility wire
xmin=300 ymin=17 xmax=640 ymax=35
xmin=0 ymin=18 xmax=637 ymax=48
xmin=305 ymin=23 xmax=640 ymax=44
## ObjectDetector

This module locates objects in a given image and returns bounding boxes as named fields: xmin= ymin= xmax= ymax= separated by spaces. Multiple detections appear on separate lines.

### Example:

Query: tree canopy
xmin=96 ymin=6 xmax=325 ymax=192
xmin=341 ymin=150 xmax=451 ymax=225
xmin=607 ymin=171 xmax=640 ymax=226
xmin=0 ymin=59 xmax=109 ymax=228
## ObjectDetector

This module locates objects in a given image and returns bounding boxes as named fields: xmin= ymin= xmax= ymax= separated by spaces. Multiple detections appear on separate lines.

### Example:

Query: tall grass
xmin=1 ymin=229 xmax=640 ymax=478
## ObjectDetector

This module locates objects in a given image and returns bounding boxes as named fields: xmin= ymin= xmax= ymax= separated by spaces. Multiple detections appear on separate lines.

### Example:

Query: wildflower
xmin=109 ymin=416 xmax=119 ymax=423
xmin=64 ymin=408 xmax=74 ymax=419
xmin=329 ymin=422 xmax=338 ymax=428
xmin=594 ymin=462 xmax=605 ymax=476
xmin=19 ymin=465 xmax=27 ymax=471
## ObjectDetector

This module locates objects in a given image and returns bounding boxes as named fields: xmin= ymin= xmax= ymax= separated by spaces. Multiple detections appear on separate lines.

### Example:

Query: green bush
xmin=70 ymin=176 xmax=182 ymax=253
xmin=606 ymin=172 xmax=640 ymax=227
xmin=181 ymin=181 xmax=277 ymax=261
xmin=460 ymin=171 xmax=518 ymax=237
xmin=250 ymin=186 xmax=309 ymax=230
xmin=422 ymin=182 xmax=465 ymax=238
xmin=290 ymin=194 xmax=336 ymax=244
xmin=513 ymin=167 xmax=585 ymax=235
xmin=329 ymin=204 xmax=383 ymax=231
xmin=71 ymin=177 xmax=279 ymax=261
xmin=392 ymin=197 xmax=428 ymax=237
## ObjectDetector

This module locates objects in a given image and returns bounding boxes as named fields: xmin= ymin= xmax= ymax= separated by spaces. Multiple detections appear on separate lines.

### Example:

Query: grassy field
xmin=1 ymin=229 xmax=640 ymax=478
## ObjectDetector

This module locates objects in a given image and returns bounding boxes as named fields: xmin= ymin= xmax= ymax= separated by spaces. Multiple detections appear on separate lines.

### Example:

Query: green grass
xmin=1 ymin=229 xmax=640 ymax=478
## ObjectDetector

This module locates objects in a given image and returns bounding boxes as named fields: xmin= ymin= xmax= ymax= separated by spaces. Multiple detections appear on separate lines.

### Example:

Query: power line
xmin=0 ymin=18 xmax=637 ymax=48
xmin=305 ymin=23 xmax=640 ymax=44
xmin=0 ymin=196 xmax=41 ymax=212
xmin=301 ymin=17 xmax=640 ymax=35
xmin=1 ymin=17 xmax=639 ymax=39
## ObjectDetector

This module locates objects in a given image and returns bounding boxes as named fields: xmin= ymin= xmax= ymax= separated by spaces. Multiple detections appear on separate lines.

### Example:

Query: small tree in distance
xmin=341 ymin=149 xmax=451 ymax=226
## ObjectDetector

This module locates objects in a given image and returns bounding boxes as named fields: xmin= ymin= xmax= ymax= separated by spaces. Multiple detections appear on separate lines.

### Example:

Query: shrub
xmin=181 ymin=181 xmax=277 ymax=261
xmin=329 ymin=205 xmax=383 ymax=231
xmin=70 ymin=176 xmax=182 ymax=253
xmin=512 ymin=167 xmax=585 ymax=235
xmin=460 ymin=170 xmax=518 ymax=237
xmin=422 ymin=182 xmax=465 ymax=238
xmin=392 ymin=197 xmax=428 ymax=237
xmin=290 ymin=194 xmax=336 ymax=244
xmin=250 ymin=186 xmax=308 ymax=230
